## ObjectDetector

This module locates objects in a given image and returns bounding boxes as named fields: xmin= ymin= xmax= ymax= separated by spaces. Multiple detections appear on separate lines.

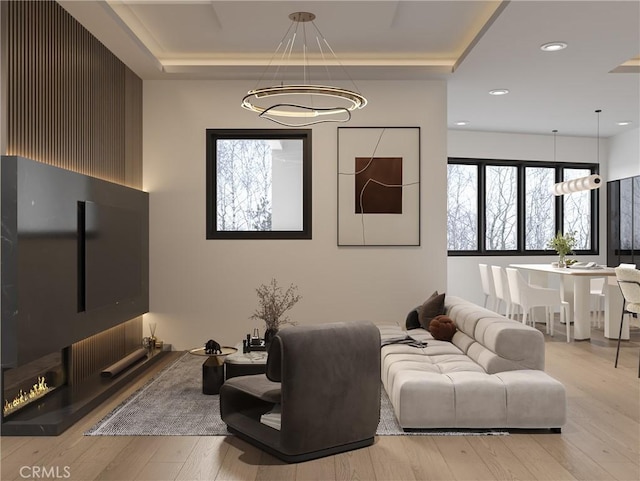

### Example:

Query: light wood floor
xmin=2 ymin=323 xmax=639 ymax=481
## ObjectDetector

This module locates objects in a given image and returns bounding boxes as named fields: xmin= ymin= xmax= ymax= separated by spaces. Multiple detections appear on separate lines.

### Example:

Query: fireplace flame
xmin=3 ymin=376 xmax=50 ymax=416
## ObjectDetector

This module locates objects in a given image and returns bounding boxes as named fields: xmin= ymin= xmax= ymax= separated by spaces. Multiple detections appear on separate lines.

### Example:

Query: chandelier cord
xmin=311 ymin=20 xmax=363 ymax=96
xmin=256 ymin=21 xmax=295 ymax=89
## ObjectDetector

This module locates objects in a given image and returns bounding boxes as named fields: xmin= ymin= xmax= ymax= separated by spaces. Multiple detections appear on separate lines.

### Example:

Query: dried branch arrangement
xmin=250 ymin=279 xmax=301 ymax=330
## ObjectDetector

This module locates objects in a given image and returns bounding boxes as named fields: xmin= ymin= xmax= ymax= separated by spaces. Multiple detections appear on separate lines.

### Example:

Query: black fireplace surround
xmin=1 ymin=155 xmax=151 ymax=434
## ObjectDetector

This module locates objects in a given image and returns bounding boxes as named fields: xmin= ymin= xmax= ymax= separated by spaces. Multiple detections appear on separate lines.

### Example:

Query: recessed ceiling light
xmin=453 ymin=120 xmax=470 ymax=126
xmin=540 ymin=41 xmax=568 ymax=52
xmin=489 ymin=89 xmax=509 ymax=96
xmin=616 ymin=120 xmax=633 ymax=126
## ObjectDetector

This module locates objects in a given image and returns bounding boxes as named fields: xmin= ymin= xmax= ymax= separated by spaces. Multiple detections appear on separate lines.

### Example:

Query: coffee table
xmin=189 ymin=346 xmax=237 ymax=395
xmin=224 ymin=346 xmax=268 ymax=380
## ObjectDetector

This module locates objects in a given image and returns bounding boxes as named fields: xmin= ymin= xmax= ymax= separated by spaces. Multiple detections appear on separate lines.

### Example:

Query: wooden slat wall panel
xmin=1 ymin=0 xmax=145 ymax=382
xmin=2 ymin=0 xmax=142 ymax=188
xmin=69 ymin=317 xmax=143 ymax=386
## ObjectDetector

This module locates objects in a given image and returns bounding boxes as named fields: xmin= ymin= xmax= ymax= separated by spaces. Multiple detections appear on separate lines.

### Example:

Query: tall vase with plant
xmin=250 ymin=279 xmax=301 ymax=344
xmin=547 ymin=231 xmax=576 ymax=267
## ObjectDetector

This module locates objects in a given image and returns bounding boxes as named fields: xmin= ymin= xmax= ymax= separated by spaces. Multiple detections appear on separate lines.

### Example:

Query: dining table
xmin=510 ymin=263 xmax=626 ymax=341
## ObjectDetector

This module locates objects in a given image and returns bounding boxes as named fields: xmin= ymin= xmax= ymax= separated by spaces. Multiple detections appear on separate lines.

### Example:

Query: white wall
xmin=447 ymin=130 xmax=607 ymax=308
xmin=143 ymin=80 xmax=447 ymax=349
xmin=608 ymin=127 xmax=640 ymax=180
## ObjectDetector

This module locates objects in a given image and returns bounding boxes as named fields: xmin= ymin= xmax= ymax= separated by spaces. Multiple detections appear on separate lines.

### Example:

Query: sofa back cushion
xmin=445 ymin=295 xmax=545 ymax=371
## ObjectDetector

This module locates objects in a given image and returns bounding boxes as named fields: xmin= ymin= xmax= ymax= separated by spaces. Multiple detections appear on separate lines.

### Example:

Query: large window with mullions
xmin=447 ymin=158 xmax=599 ymax=255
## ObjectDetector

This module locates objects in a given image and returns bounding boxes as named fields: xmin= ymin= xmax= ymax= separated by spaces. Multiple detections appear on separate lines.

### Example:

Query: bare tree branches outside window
xmin=447 ymin=159 xmax=598 ymax=255
xmin=485 ymin=165 xmax=517 ymax=250
xmin=525 ymin=167 xmax=556 ymax=249
xmin=216 ymin=139 xmax=272 ymax=231
xmin=447 ymin=164 xmax=477 ymax=250
xmin=563 ymin=168 xmax=591 ymax=250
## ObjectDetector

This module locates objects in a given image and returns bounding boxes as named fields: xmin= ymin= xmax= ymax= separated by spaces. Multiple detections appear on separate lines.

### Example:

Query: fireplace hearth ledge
xmin=1 ymin=348 xmax=169 ymax=436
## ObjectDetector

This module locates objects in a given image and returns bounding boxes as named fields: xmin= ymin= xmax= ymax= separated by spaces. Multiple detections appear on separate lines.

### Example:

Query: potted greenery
xmin=547 ymin=231 xmax=577 ymax=267
xmin=250 ymin=279 xmax=301 ymax=344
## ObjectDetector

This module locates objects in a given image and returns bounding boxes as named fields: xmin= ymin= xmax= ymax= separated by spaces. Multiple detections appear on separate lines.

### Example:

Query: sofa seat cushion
xmin=223 ymin=374 xmax=282 ymax=404
xmin=387 ymin=368 xmax=565 ymax=429
xmin=381 ymin=342 xmax=485 ymax=394
xmin=494 ymin=370 xmax=566 ymax=428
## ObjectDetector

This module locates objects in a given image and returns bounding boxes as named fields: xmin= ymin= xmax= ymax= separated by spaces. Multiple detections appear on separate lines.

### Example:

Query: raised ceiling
xmin=59 ymin=0 xmax=640 ymax=138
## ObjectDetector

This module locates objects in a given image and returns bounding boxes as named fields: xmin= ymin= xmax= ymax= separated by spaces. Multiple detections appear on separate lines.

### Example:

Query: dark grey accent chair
xmin=220 ymin=320 xmax=381 ymax=463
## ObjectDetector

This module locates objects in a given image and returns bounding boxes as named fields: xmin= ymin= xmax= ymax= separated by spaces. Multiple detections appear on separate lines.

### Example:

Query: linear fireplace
xmin=2 ymin=351 xmax=66 ymax=418
xmin=0 ymin=318 xmax=170 ymax=436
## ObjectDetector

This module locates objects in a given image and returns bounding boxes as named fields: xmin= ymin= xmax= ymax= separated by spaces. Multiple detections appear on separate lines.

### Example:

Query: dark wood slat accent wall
xmin=1 ymin=0 xmax=145 ymax=381
xmin=68 ymin=318 xmax=143 ymax=386
xmin=2 ymin=0 xmax=142 ymax=188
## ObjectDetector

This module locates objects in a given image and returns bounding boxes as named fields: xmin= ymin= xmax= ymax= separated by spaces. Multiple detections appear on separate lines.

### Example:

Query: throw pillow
xmin=418 ymin=291 xmax=445 ymax=329
xmin=405 ymin=306 xmax=421 ymax=330
xmin=429 ymin=315 xmax=457 ymax=341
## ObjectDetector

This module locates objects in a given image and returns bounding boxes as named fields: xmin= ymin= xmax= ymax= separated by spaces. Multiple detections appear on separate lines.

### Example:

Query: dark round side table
xmin=189 ymin=346 xmax=237 ymax=395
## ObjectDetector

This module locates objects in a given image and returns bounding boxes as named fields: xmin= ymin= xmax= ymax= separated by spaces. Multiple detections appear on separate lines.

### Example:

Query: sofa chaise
xmin=379 ymin=295 xmax=566 ymax=430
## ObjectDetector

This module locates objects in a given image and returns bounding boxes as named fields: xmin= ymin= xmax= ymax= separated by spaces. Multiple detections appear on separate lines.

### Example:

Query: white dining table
xmin=510 ymin=264 xmax=626 ymax=341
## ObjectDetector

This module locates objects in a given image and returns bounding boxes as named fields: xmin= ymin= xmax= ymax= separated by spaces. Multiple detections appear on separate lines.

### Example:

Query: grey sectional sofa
xmin=379 ymin=295 xmax=566 ymax=430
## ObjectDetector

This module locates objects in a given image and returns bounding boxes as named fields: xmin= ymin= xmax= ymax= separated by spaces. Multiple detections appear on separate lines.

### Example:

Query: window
xmin=525 ymin=166 xmax=555 ymax=250
xmin=563 ymin=168 xmax=592 ymax=250
xmin=447 ymin=158 xmax=599 ymax=255
xmin=206 ymin=129 xmax=312 ymax=239
xmin=485 ymin=165 xmax=517 ymax=250
xmin=447 ymin=164 xmax=477 ymax=250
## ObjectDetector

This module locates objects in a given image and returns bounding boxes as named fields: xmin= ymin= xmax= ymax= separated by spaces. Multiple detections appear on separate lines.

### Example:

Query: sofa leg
xmin=550 ymin=427 xmax=562 ymax=433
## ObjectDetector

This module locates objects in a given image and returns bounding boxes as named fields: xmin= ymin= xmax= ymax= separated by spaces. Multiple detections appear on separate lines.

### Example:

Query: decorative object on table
xmin=189 ymin=346 xmax=238 ymax=395
xmin=547 ymin=231 xmax=576 ymax=267
xmin=250 ymin=328 xmax=261 ymax=346
xmin=240 ymin=12 xmax=366 ymax=127
xmin=250 ymin=279 xmax=301 ymax=343
xmin=204 ymin=339 xmax=222 ymax=355
xmin=243 ymin=330 xmax=267 ymax=352
xmin=148 ymin=322 xmax=157 ymax=349
xmin=338 ymin=127 xmax=420 ymax=246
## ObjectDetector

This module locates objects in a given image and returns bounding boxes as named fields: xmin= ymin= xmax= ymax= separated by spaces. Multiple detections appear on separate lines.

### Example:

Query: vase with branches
xmin=547 ymin=231 xmax=576 ymax=267
xmin=250 ymin=279 xmax=301 ymax=343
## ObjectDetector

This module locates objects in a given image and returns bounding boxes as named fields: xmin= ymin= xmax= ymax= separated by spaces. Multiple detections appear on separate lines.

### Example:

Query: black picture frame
xmin=206 ymin=129 xmax=312 ymax=240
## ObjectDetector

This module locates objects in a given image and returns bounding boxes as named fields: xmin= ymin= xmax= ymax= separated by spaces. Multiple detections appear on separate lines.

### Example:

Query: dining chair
xmin=613 ymin=266 xmax=640 ymax=377
xmin=491 ymin=265 xmax=514 ymax=319
xmin=506 ymin=268 xmax=571 ymax=341
xmin=478 ymin=263 xmax=497 ymax=311
xmin=589 ymin=278 xmax=606 ymax=328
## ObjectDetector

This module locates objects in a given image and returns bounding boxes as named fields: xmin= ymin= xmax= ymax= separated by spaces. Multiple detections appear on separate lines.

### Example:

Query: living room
xmin=1 ymin=1 xmax=639 ymax=480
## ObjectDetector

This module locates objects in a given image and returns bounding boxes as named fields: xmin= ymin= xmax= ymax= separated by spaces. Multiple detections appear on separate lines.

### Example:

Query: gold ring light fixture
xmin=241 ymin=12 xmax=367 ymax=127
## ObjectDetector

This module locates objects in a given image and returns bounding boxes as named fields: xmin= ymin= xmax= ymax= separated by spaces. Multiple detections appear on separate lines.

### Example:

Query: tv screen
xmin=83 ymin=201 xmax=143 ymax=311
xmin=1 ymin=156 xmax=149 ymax=368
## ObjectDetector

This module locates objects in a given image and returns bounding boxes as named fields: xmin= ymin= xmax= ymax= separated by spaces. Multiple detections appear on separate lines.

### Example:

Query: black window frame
xmin=206 ymin=128 xmax=312 ymax=240
xmin=447 ymin=157 xmax=599 ymax=256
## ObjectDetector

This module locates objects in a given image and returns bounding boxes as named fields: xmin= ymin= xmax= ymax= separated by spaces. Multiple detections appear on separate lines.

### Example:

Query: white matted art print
xmin=338 ymin=127 xmax=420 ymax=246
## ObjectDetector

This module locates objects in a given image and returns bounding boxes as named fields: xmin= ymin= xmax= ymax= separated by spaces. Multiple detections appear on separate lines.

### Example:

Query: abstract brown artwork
xmin=354 ymin=157 xmax=403 ymax=214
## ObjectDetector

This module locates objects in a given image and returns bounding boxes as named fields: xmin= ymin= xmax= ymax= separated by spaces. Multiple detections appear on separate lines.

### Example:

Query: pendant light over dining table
xmin=241 ymin=12 xmax=367 ymax=127
xmin=551 ymin=110 xmax=603 ymax=195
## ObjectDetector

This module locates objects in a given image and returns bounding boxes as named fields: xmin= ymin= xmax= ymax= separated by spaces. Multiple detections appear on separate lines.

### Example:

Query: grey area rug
xmin=85 ymin=353 xmax=507 ymax=437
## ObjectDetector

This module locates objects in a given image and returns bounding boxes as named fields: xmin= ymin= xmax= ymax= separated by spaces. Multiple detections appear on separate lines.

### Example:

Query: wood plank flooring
xmin=1 ymin=323 xmax=638 ymax=481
